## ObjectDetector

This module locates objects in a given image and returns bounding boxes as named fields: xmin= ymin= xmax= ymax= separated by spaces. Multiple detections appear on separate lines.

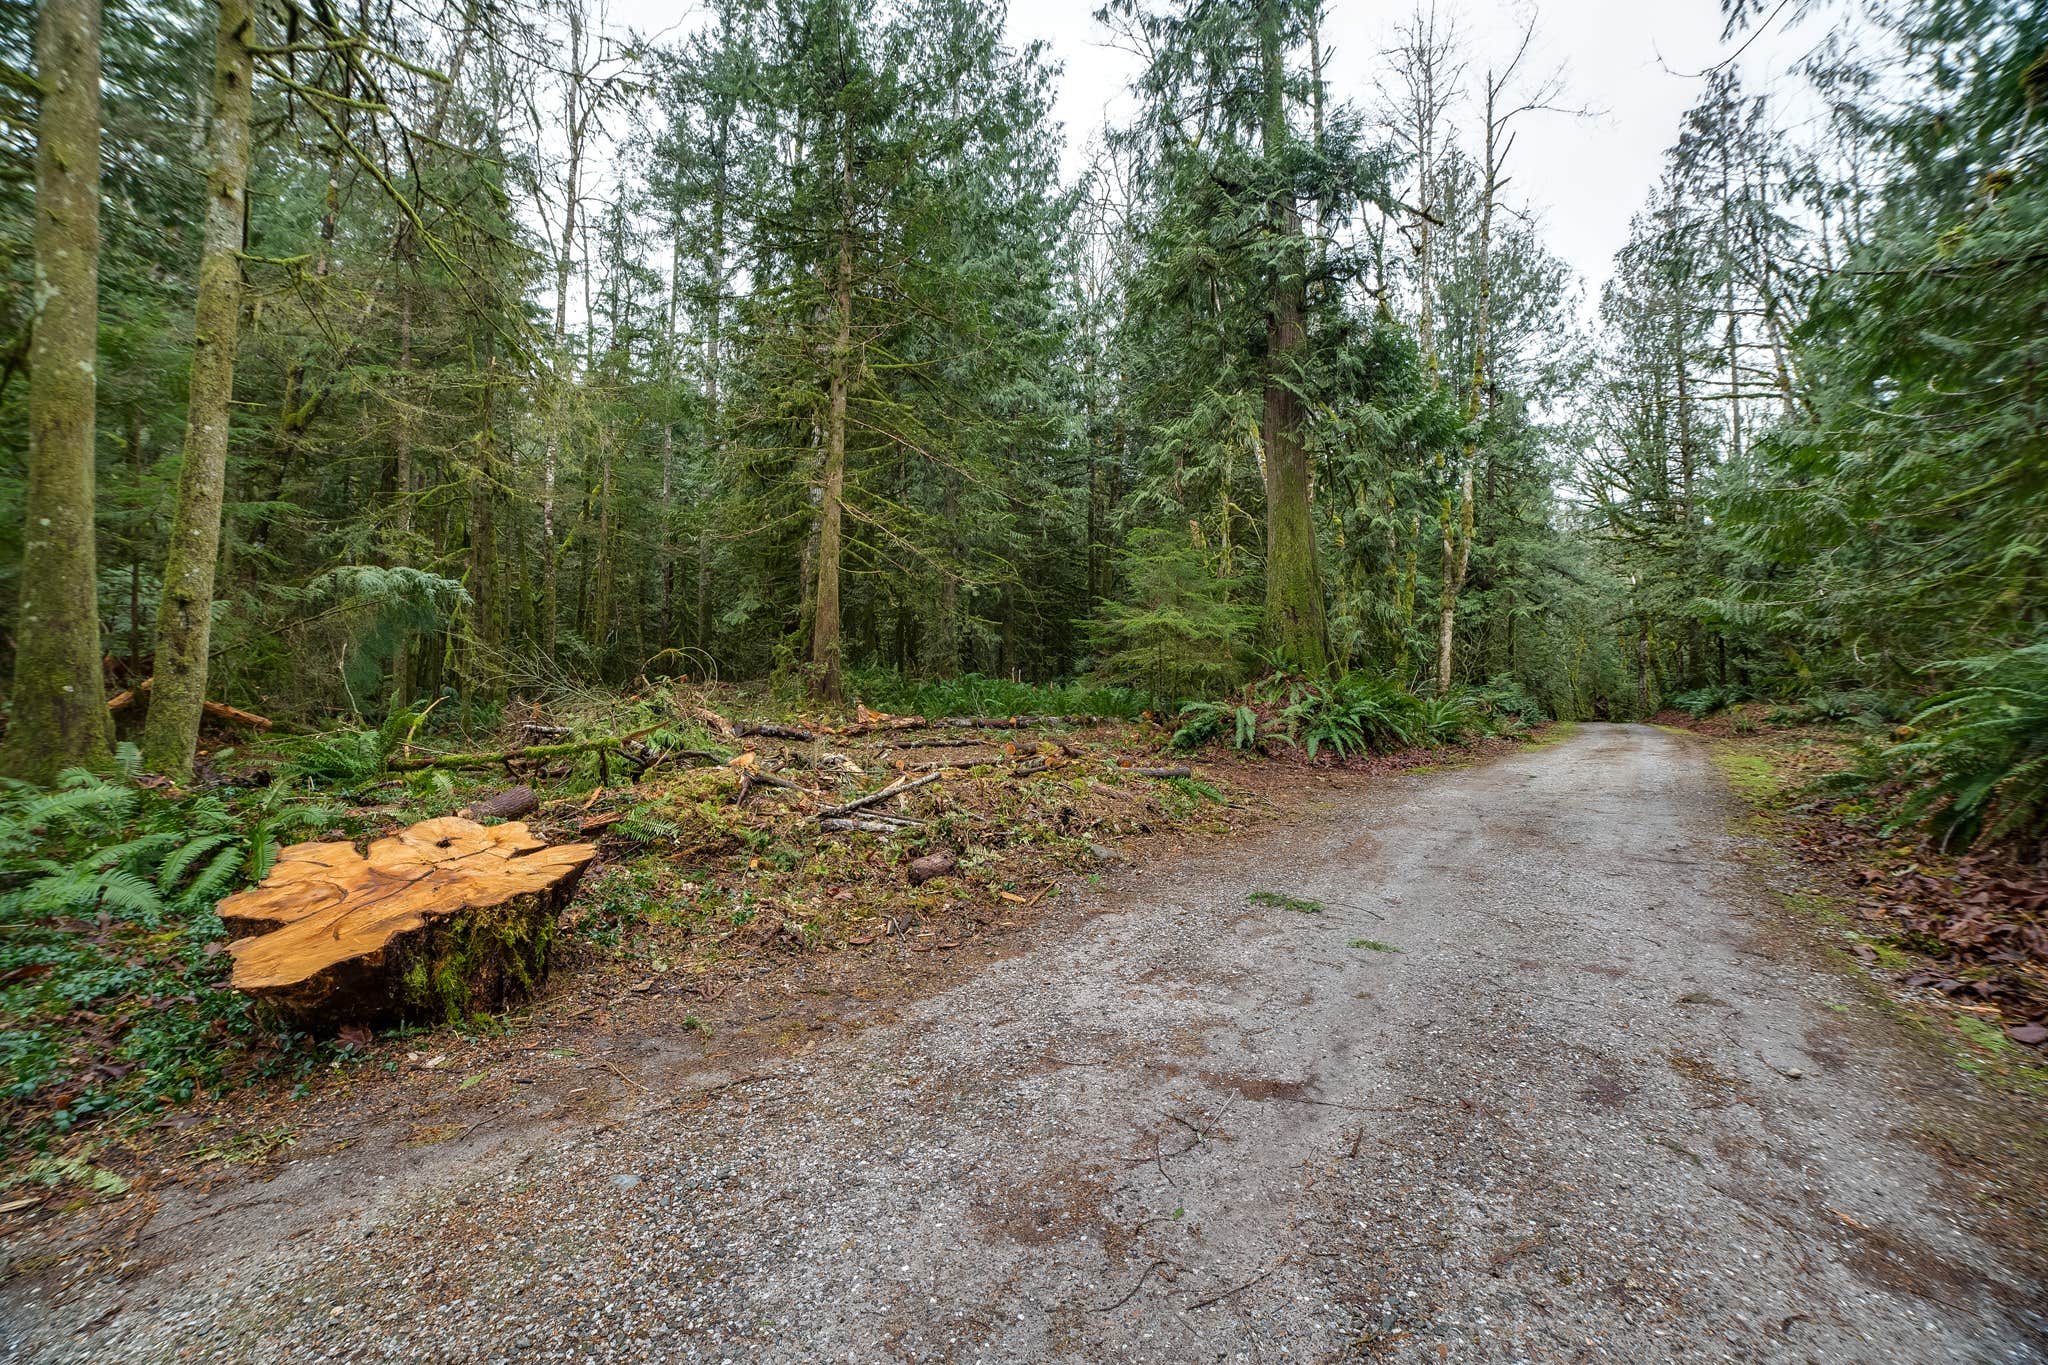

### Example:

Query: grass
xmin=1712 ymin=748 xmax=1790 ymax=802
xmin=1247 ymin=890 xmax=1322 ymax=913
xmin=1347 ymin=939 xmax=1403 ymax=953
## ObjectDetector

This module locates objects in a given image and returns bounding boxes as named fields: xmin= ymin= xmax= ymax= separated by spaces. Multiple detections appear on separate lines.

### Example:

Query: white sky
xmin=599 ymin=0 xmax=1826 ymax=311
xmin=1006 ymin=0 xmax=1823 ymax=307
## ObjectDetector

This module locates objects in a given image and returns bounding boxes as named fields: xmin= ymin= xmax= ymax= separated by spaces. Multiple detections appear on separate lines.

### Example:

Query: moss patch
xmin=1713 ymin=748 xmax=1787 ymax=803
xmin=397 ymin=899 xmax=558 ymax=1026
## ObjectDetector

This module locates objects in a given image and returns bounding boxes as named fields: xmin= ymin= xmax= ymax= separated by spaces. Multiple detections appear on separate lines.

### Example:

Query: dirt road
xmin=7 ymin=723 xmax=2045 ymax=1362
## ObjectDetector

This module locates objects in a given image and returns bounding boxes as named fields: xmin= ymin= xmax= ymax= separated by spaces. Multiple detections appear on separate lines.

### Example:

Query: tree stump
xmin=220 ymin=817 xmax=598 ymax=1029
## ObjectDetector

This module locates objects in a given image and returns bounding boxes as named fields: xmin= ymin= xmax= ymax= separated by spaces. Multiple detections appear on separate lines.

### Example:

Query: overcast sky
xmin=603 ymin=0 xmax=1824 ymax=312
xmin=1004 ymin=0 xmax=1821 ymax=309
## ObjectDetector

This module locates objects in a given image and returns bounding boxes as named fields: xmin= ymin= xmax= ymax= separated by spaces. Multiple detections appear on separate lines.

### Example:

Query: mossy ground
xmin=1709 ymin=730 xmax=2048 ymax=1091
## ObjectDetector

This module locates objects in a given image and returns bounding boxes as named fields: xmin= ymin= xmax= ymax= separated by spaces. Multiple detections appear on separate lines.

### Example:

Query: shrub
xmin=848 ymin=670 xmax=1153 ymax=721
xmin=1172 ymin=700 xmax=1263 ymax=752
xmin=1086 ymin=529 xmax=1257 ymax=701
xmin=1475 ymin=676 xmax=1547 ymax=726
xmin=0 ymin=766 xmax=343 ymax=1142
xmin=1416 ymin=691 xmax=1485 ymax=746
xmin=1884 ymin=643 xmax=2048 ymax=850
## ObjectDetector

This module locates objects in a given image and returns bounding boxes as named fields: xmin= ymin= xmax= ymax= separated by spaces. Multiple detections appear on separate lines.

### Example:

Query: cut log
xmin=907 ymin=847 xmax=958 ymax=885
xmin=736 ymin=721 xmax=818 ymax=742
xmin=459 ymin=785 xmax=539 ymax=822
xmin=220 ymin=817 xmax=597 ymax=1029
xmin=688 ymin=705 xmax=738 ymax=737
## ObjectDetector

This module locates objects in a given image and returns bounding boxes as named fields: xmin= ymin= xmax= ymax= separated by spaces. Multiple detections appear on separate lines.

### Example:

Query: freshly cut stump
xmin=220 ymin=817 xmax=598 ymax=1029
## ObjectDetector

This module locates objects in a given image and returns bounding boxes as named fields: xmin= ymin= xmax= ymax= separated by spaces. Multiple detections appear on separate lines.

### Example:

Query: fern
xmin=1883 ymin=643 xmax=2048 ymax=849
xmin=178 ymin=846 xmax=247 ymax=910
xmin=18 ymin=780 xmax=135 ymax=832
xmin=157 ymin=833 xmax=240 ymax=897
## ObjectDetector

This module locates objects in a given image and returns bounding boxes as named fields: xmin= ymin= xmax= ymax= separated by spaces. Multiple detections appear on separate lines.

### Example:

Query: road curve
xmin=8 ymin=723 xmax=2045 ymax=1362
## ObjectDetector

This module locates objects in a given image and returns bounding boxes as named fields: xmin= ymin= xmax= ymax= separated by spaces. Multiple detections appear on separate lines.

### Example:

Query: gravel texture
xmin=6 ymin=722 xmax=2045 ymax=1362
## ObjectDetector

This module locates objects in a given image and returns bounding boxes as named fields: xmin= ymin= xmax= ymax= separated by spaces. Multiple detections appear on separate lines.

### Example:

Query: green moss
xmin=1713 ymin=748 xmax=1786 ymax=802
xmin=395 ymin=900 xmax=557 ymax=1025
xmin=1522 ymin=720 xmax=1578 ymax=749
xmin=1781 ymin=888 xmax=1848 ymax=926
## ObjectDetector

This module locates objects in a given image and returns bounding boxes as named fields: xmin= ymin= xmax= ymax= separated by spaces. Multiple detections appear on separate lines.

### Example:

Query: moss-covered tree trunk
xmin=809 ymin=126 xmax=854 ymax=703
xmin=1257 ymin=1 xmax=1327 ymax=676
xmin=142 ymin=0 xmax=253 ymax=780
xmin=2 ymin=0 xmax=110 ymax=783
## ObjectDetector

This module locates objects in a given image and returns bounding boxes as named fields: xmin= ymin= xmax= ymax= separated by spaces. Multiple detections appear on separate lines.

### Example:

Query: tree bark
xmin=143 ymin=0 xmax=254 ymax=780
xmin=3 ymin=0 xmax=110 ymax=781
xmin=810 ymin=118 xmax=854 ymax=702
xmin=1257 ymin=1 xmax=1327 ymax=675
xmin=1435 ymin=63 xmax=1506 ymax=693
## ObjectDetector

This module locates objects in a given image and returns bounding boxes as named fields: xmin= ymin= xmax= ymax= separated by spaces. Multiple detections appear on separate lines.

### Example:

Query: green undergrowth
xmin=843 ymin=669 xmax=1156 ymax=720
xmin=1173 ymin=670 xmax=1529 ymax=759
xmin=1 ymin=682 xmax=1230 ymax=1192
xmin=0 ymin=761 xmax=371 ymax=1171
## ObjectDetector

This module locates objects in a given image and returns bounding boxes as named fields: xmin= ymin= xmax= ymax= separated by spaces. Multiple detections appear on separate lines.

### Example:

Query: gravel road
xmin=7 ymin=722 xmax=2045 ymax=1362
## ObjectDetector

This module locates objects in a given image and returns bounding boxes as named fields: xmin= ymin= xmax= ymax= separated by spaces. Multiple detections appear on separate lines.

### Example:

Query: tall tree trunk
xmin=2 ymin=0 xmax=109 ymax=781
xmin=1435 ymin=68 xmax=1504 ymax=693
xmin=693 ymin=107 xmax=730 ymax=659
xmin=538 ymin=4 xmax=587 ymax=662
xmin=143 ymin=0 xmax=253 ymax=779
xmin=1434 ymin=463 xmax=1473 ymax=691
xmin=1257 ymin=2 xmax=1327 ymax=675
xmin=810 ymin=122 xmax=853 ymax=701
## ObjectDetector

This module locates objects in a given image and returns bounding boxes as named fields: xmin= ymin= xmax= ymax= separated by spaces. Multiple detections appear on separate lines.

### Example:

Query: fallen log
xmin=737 ymin=767 xmax=816 ymax=796
xmin=868 ymin=736 xmax=990 ymax=749
xmin=736 ymin=721 xmax=818 ymax=742
xmin=907 ymin=756 xmax=1002 ymax=773
xmin=220 ymin=817 xmax=597 ymax=1028
xmin=458 ymin=785 xmax=540 ymax=822
xmin=818 ymin=817 xmax=908 ymax=835
xmin=387 ymin=735 xmax=627 ymax=772
xmin=812 ymin=770 xmax=942 ymax=821
xmin=106 ymin=677 xmax=273 ymax=730
xmin=689 ymin=705 xmax=738 ymax=738
xmin=931 ymin=714 xmax=1101 ymax=730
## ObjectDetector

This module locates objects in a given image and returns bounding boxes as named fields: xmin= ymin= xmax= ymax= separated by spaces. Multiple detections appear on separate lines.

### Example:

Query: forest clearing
xmin=2 ymin=0 xmax=2046 ymax=1357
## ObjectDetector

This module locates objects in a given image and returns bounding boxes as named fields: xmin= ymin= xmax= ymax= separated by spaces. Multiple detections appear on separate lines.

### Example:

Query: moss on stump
xmin=220 ymin=817 xmax=598 ymax=1030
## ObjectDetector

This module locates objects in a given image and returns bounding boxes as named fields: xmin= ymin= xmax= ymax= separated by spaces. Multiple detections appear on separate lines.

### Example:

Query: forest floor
xmin=4 ymin=722 xmax=2046 ymax=1361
